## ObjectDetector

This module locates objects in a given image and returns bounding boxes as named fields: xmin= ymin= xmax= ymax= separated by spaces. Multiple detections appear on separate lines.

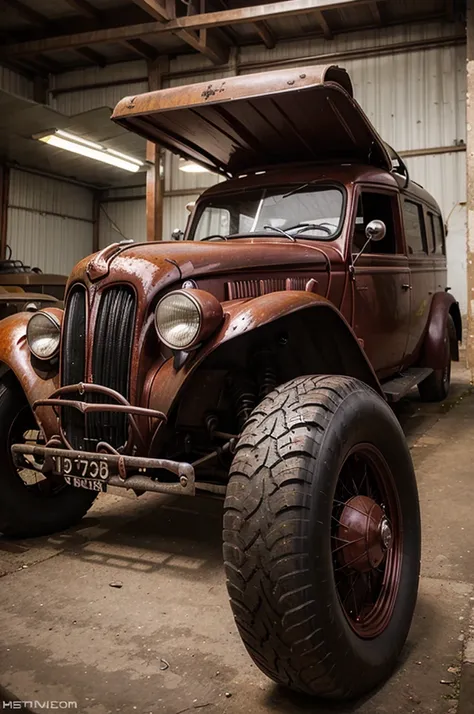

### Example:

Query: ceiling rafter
xmin=253 ymin=21 xmax=276 ymax=49
xmin=368 ymin=1 xmax=382 ymax=24
xmin=2 ymin=1 xmax=384 ymax=60
xmin=3 ymin=0 xmax=107 ymax=69
xmin=62 ymin=0 xmax=101 ymax=20
xmin=316 ymin=10 xmax=333 ymax=39
xmin=122 ymin=38 xmax=159 ymax=60
xmin=76 ymin=46 xmax=107 ymax=66
xmin=131 ymin=0 xmax=229 ymax=65
xmin=3 ymin=0 xmax=49 ymax=27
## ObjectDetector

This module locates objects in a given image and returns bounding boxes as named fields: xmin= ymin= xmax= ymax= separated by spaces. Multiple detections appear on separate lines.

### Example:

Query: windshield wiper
xmin=262 ymin=225 xmax=296 ymax=242
xmin=286 ymin=222 xmax=334 ymax=236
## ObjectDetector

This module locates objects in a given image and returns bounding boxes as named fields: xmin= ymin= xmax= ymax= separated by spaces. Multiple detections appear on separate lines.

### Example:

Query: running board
xmin=382 ymin=367 xmax=433 ymax=403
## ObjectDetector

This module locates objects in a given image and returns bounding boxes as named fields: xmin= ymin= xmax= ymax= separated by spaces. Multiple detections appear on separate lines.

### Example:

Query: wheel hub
xmin=337 ymin=495 xmax=392 ymax=573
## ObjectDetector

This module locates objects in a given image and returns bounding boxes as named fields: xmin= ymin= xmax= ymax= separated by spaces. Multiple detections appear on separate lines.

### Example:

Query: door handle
xmin=401 ymin=284 xmax=412 ymax=291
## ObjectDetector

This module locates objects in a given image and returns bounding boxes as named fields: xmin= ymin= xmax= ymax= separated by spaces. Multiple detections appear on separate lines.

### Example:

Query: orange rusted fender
xmin=147 ymin=291 xmax=382 ymax=420
xmin=0 ymin=308 xmax=62 ymax=436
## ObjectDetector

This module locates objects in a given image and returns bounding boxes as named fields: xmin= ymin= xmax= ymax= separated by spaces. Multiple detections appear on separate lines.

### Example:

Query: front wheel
xmin=0 ymin=374 xmax=97 ymax=538
xmin=223 ymin=375 xmax=420 ymax=699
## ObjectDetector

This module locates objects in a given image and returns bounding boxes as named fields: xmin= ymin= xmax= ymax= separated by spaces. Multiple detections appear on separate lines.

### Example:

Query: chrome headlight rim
xmin=155 ymin=290 xmax=203 ymax=351
xmin=27 ymin=311 xmax=61 ymax=361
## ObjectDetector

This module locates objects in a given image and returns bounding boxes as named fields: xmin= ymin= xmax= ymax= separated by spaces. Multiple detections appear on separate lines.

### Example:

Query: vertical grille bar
xmin=61 ymin=286 xmax=86 ymax=449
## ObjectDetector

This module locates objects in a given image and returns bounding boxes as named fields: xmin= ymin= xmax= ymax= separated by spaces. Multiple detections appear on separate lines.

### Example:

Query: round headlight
xmin=27 ymin=311 xmax=61 ymax=360
xmin=155 ymin=289 xmax=223 ymax=351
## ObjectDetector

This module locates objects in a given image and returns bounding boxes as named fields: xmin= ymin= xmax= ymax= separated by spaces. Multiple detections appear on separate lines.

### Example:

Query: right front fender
xmin=146 ymin=290 xmax=383 ymax=420
xmin=0 ymin=311 xmax=60 ymax=436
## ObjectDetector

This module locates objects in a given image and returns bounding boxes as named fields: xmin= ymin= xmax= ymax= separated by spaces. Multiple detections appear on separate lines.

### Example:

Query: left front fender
xmin=0 ymin=309 xmax=62 ymax=436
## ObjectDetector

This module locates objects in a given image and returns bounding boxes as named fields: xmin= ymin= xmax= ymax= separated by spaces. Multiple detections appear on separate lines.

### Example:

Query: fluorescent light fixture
xmin=34 ymin=129 xmax=144 ymax=173
xmin=179 ymin=160 xmax=211 ymax=174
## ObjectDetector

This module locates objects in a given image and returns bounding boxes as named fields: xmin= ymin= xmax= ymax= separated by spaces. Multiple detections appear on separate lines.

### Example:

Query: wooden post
xmin=146 ymin=57 xmax=168 ymax=241
xmin=467 ymin=0 xmax=474 ymax=378
xmin=0 ymin=166 xmax=10 ymax=260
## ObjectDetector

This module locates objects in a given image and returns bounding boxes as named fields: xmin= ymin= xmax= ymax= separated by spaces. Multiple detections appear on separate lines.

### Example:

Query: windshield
xmin=189 ymin=185 xmax=345 ymax=241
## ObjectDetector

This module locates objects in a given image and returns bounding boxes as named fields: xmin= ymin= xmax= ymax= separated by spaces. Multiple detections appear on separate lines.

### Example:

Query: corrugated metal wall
xmin=99 ymin=187 xmax=146 ymax=248
xmin=50 ymin=61 xmax=148 ymax=115
xmin=0 ymin=64 xmax=34 ymax=99
xmin=7 ymin=170 xmax=94 ymax=275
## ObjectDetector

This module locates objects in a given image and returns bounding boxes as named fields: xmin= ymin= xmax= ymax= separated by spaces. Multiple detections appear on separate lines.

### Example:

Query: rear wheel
xmin=0 ymin=374 xmax=97 ymax=538
xmin=223 ymin=375 xmax=420 ymax=699
xmin=418 ymin=315 xmax=454 ymax=402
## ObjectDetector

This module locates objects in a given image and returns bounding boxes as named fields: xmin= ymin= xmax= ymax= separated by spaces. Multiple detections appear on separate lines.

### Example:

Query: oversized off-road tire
xmin=223 ymin=375 xmax=420 ymax=700
xmin=418 ymin=314 xmax=455 ymax=402
xmin=0 ymin=374 xmax=97 ymax=538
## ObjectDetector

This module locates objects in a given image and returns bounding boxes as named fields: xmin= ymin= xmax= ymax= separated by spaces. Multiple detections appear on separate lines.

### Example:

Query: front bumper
xmin=12 ymin=443 xmax=196 ymax=495
xmin=13 ymin=380 xmax=202 ymax=497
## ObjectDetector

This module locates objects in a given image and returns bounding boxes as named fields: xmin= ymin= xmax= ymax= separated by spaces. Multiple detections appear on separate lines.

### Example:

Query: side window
xmin=431 ymin=214 xmax=446 ymax=255
xmin=403 ymin=200 xmax=427 ymax=255
xmin=352 ymin=192 xmax=399 ymax=255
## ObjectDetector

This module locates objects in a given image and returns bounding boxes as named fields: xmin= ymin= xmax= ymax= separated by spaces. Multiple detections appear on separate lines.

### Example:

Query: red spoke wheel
xmin=332 ymin=446 xmax=402 ymax=638
xmin=224 ymin=375 xmax=421 ymax=700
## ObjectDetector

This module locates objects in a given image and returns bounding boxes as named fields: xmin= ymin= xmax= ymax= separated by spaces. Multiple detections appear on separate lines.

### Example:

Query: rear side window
xmin=431 ymin=213 xmax=446 ymax=255
xmin=403 ymin=200 xmax=427 ymax=255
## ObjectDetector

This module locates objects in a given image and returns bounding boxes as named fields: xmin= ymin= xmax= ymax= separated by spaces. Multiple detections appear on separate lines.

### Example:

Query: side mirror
xmin=171 ymin=228 xmax=184 ymax=241
xmin=353 ymin=219 xmax=387 ymax=266
xmin=365 ymin=219 xmax=386 ymax=242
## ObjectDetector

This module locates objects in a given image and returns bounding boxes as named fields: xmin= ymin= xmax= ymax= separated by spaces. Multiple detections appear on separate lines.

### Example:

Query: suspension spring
xmin=230 ymin=374 xmax=256 ymax=431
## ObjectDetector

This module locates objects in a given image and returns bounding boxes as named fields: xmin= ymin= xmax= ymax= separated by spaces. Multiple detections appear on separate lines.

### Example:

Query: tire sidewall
xmin=0 ymin=375 xmax=96 ymax=537
xmin=306 ymin=386 xmax=420 ymax=685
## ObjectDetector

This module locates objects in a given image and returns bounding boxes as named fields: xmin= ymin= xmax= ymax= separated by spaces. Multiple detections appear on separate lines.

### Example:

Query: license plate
xmin=55 ymin=455 xmax=109 ymax=493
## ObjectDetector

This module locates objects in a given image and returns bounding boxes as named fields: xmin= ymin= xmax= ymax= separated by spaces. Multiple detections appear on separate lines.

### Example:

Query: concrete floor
xmin=1 ymin=363 xmax=474 ymax=714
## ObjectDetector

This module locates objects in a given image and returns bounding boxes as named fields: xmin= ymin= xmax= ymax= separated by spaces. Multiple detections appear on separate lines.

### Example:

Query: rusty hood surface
xmin=111 ymin=64 xmax=392 ymax=176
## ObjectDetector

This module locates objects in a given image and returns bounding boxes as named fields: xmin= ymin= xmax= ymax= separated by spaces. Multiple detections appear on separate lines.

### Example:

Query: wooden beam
xmin=146 ymin=59 xmax=167 ymax=242
xmin=316 ymin=9 xmax=333 ymax=39
xmin=132 ymin=0 xmax=170 ymax=20
xmin=253 ymin=21 xmax=275 ymax=49
xmin=122 ymin=38 xmax=158 ymax=59
xmin=368 ymin=1 xmax=382 ymax=24
xmin=63 ymin=0 xmax=101 ymax=20
xmin=76 ymin=47 xmax=107 ymax=65
xmin=131 ymin=0 xmax=229 ymax=65
xmin=3 ymin=0 xmax=48 ymax=26
xmin=179 ymin=27 xmax=230 ymax=64
xmin=2 ymin=1 xmax=375 ymax=57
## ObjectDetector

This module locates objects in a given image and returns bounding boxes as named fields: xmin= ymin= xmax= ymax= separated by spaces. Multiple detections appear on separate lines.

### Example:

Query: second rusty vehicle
xmin=0 ymin=66 xmax=461 ymax=699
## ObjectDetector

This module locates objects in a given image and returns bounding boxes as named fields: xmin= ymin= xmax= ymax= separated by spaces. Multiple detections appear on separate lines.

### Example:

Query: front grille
xmin=61 ymin=284 xmax=136 ymax=450
xmin=89 ymin=286 xmax=136 ymax=449
xmin=61 ymin=286 xmax=86 ymax=449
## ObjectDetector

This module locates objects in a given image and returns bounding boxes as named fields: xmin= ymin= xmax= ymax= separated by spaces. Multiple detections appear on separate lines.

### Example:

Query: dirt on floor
xmin=1 ymin=363 xmax=474 ymax=714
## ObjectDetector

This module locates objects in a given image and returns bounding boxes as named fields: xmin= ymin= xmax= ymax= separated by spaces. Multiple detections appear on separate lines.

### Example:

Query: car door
xmin=402 ymin=199 xmax=433 ymax=361
xmin=351 ymin=188 xmax=411 ymax=379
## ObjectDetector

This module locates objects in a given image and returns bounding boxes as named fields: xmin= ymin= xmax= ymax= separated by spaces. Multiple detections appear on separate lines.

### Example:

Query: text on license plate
xmin=64 ymin=476 xmax=106 ymax=492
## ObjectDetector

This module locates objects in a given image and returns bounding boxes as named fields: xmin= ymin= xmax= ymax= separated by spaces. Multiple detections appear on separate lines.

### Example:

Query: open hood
xmin=112 ymin=64 xmax=392 ymax=177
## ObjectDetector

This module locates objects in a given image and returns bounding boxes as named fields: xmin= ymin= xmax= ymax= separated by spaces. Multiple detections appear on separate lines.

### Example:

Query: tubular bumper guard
xmin=11 ymin=381 xmax=197 ymax=496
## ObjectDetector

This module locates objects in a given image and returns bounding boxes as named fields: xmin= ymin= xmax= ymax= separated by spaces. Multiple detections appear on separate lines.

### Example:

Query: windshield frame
xmin=187 ymin=181 xmax=347 ymax=242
